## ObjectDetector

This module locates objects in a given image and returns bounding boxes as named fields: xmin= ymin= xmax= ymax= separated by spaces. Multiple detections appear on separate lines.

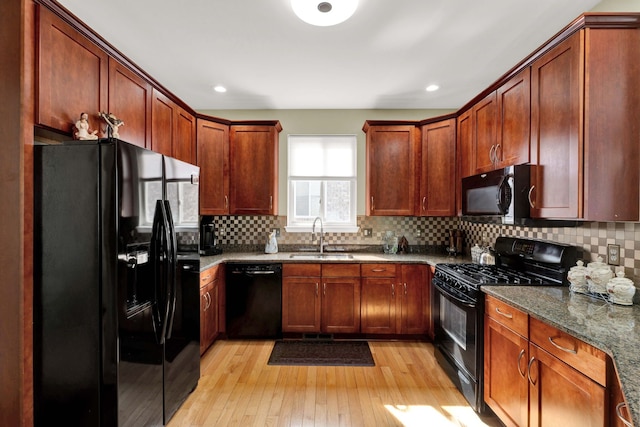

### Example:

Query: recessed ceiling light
xmin=291 ymin=0 xmax=359 ymax=27
xmin=213 ymin=85 xmax=227 ymax=93
xmin=426 ymin=85 xmax=439 ymax=92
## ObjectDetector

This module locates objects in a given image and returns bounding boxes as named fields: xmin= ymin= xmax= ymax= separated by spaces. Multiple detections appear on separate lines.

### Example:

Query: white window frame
xmin=285 ymin=134 xmax=358 ymax=233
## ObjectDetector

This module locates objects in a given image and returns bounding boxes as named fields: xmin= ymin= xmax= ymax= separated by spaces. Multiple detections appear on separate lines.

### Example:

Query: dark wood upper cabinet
xmin=531 ymin=28 xmax=639 ymax=221
xmin=229 ymin=124 xmax=281 ymax=215
xmin=364 ymin=124 xmax=419 ymax=216
xmin=530 ymin=32 xmax=583 ymax=219
xmin=197 ymin=119 xmax=230 ymax=215
xmin=173 ymin=107 xmax=196 ymax=164
xmin=457 ymin=109 xmax=475 ymax=179
xmin=37 ymin=7 xmax=108 ymax=134
xmin=496 ymin=68 xmax=531 ymax=168
xmin=473 ymin=91 xmax=498 ymax=174
xmin=150 ymin=88 xmax=196 ymax=164
xmin=108 ymin=59 xmax=151 ymax=148
xmin=419 ymin=118 xmax=456 ymax=216
xmin=582 ymin=28 xmax=640 ymax=221
xmin=151 ymin=88 xmax=174 ymax=157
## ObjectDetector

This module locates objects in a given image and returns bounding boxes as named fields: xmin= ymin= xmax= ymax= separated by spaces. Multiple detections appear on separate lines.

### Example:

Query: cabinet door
xmin=151 ymin=89 xmax=175 ymax=157
xmin=399 ymin=264 xmax=429 ymax=335
xmin=197 ymin=119 xmax=230 ymax=215
xmin=173 ymin=107 xmax=196 ymax=164
xmin=37 ymin=7 xmax=108 ymax=133
xmin=282 ymin=276 xmax=321 ymax=333
xmin=528 ymin=344 xmax=606 ymax=427
xmin=366 ymin=125 xmax=418 ymax=216
xmin=496 ymin=68 xmax=530 ymax=168
xmin=583 ymin=28 xmax=640 ymax=222
xmin=419 ymin=119 xmax=456 ymax=216
xmin=321 ymin=277 xmax=361 ymax=334
xmin=108 ymin=58 xmax=151 ymax=148
xmin=484 ymin=316 xmax=529 ymax=427
xmin=530 ymin=32 xmax=582 ymax=219
xmin=200 ymin=280 xmax=218 ymax=355
xmin=229 ymin=125 xmax=279 ymax=215
xmin=360 ymin=277 xmax=397 ymax=334
xmin=457 ymin=109 xmax=475 ymax=179
xmin=473 ymin=91 xmax=498 ymax=174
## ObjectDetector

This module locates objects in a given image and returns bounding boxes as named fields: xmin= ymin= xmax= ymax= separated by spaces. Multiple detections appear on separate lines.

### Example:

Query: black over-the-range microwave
xmin=461 ymin=164 xmax=531 ymax=224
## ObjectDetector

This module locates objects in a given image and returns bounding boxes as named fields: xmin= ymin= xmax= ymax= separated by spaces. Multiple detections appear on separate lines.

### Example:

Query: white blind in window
xmin=289 ymin=135 xmax=356 ymax=177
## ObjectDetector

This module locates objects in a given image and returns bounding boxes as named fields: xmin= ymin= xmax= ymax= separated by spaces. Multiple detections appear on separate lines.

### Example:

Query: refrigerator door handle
xmin=164 ymin=200 xmax=178 ymax=340
xmin=151 ymin=200 xmax=172 ymax=345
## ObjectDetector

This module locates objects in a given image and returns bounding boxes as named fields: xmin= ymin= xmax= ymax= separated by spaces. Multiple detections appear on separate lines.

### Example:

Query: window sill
xmin=285 ymin=225 xmax=360 ymax=234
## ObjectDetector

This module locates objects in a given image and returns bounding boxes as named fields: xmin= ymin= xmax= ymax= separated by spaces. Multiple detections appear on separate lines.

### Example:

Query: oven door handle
xmin=433 ymin=280 xmax=476 ymax=308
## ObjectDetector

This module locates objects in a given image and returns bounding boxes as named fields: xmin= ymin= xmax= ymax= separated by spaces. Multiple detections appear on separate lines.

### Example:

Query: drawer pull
xmin=495 ymin=307 xmax=513 ymax=319
xmin=616 ymin=402 xmax=633 ymax=427
xmin=548 ymin=336 xmax=577 ymax=354
xmin=517 ymin=349 xmax=526 ymax=378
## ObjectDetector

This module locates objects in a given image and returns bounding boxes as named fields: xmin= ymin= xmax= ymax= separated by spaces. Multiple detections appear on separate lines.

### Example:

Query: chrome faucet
xmin=312 ymin=216 xmax=324 ymax=254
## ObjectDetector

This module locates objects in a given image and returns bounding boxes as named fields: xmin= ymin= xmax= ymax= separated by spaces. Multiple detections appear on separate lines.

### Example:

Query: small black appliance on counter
xmin=200 ymin=217 xmax=222 ymax=255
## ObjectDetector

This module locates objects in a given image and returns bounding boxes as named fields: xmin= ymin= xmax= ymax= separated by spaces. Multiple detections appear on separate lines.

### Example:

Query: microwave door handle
xmin=496 ymin=174 xmax=511 ymax=214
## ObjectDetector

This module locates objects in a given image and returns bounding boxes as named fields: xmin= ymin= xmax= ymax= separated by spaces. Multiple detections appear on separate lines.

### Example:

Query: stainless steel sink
xmin=289 ymin=253 xmax=354 ymax=260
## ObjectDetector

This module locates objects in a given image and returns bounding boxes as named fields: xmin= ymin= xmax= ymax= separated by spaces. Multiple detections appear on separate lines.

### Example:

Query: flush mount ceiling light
xmin=291 ymin=0 xmax=359 ymax=26
xmin=426 ymin=84 xmax=440 ymax=92
xmin=213 ymin=85 xmax=227 ymax=93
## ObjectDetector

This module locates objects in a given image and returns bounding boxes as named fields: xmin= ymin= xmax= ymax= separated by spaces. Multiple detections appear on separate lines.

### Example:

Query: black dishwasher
xmin=225 ymin=264 xmax=282 ymax=339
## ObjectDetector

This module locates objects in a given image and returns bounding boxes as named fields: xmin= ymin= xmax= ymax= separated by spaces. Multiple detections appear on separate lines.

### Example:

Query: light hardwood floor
xmin=168 ymin=340 xmax=503 ymax=427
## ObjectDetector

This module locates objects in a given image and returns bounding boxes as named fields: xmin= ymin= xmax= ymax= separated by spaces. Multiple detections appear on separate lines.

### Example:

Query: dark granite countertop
xmin=482 ymin=286 xmax=639 ymax=427
xmin=199 ymin=251 xmax=471 ymax=272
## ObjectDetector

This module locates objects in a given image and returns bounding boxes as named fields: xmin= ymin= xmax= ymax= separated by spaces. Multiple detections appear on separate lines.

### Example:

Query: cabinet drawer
xmin=322 ymin=263 xmax=360 ymax=277
xmin=361 ymin=263 xmax=397 ymax=277
xmin=200 ymin=265 xmax=218 ymax=287
xmin=530 ymin=316 xmax=607 ymax=386
xmin=283 ymin=263 xmax=321 ymax=277
xmin=485 ymin=295 xmax=528 ymax=337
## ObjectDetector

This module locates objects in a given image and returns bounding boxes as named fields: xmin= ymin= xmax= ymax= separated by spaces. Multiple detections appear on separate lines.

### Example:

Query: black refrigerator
xmin=34 ymin=139 xmax=201 ymax=426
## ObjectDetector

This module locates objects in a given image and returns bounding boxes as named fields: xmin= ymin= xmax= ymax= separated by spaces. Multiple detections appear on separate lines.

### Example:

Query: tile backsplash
xmin=209 ymin=215 xmax=640 ymax=283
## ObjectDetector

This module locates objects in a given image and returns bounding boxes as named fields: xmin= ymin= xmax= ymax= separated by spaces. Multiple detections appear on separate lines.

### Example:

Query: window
xmin=286 ymin=134 xmax=358 ymax=232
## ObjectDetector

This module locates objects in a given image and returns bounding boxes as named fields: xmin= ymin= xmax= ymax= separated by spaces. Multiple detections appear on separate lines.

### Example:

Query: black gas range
xmin=432 ymin=237 xmax=577 ymax=413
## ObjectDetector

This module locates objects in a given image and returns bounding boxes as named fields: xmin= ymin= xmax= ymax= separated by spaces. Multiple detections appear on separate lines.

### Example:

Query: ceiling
xmin=57 ymin=0 xmax=603 ymax=110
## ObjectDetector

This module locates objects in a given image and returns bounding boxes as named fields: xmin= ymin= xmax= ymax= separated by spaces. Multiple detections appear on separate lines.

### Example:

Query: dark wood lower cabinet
xmin=485 ymin=295 xmax=610 ymax=427
xmin=282 ymin=263 xmax=361 ymax=334
xmin=282 ymin=264 xmax=322 ymax=333
xmin=282 ymin=263 xmax=429 ymax=337
xmin=529 ymin=343 xmax=606 ymax=427
xmin=200 ymin=265 xmax=223 ymax=355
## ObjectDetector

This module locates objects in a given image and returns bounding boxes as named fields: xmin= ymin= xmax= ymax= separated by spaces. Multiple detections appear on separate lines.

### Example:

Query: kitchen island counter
xmin=483 ymin=286 xmax=640 ymax=427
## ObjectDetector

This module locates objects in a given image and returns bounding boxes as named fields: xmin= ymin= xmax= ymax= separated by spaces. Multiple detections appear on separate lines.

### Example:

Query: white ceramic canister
xmin=606 ymin=271 xmax=636 ymax=306
xmin=586 ymin=256 xmax=613 ymax=294
xmin=567 ymin=260 xmax=589 ymax=294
